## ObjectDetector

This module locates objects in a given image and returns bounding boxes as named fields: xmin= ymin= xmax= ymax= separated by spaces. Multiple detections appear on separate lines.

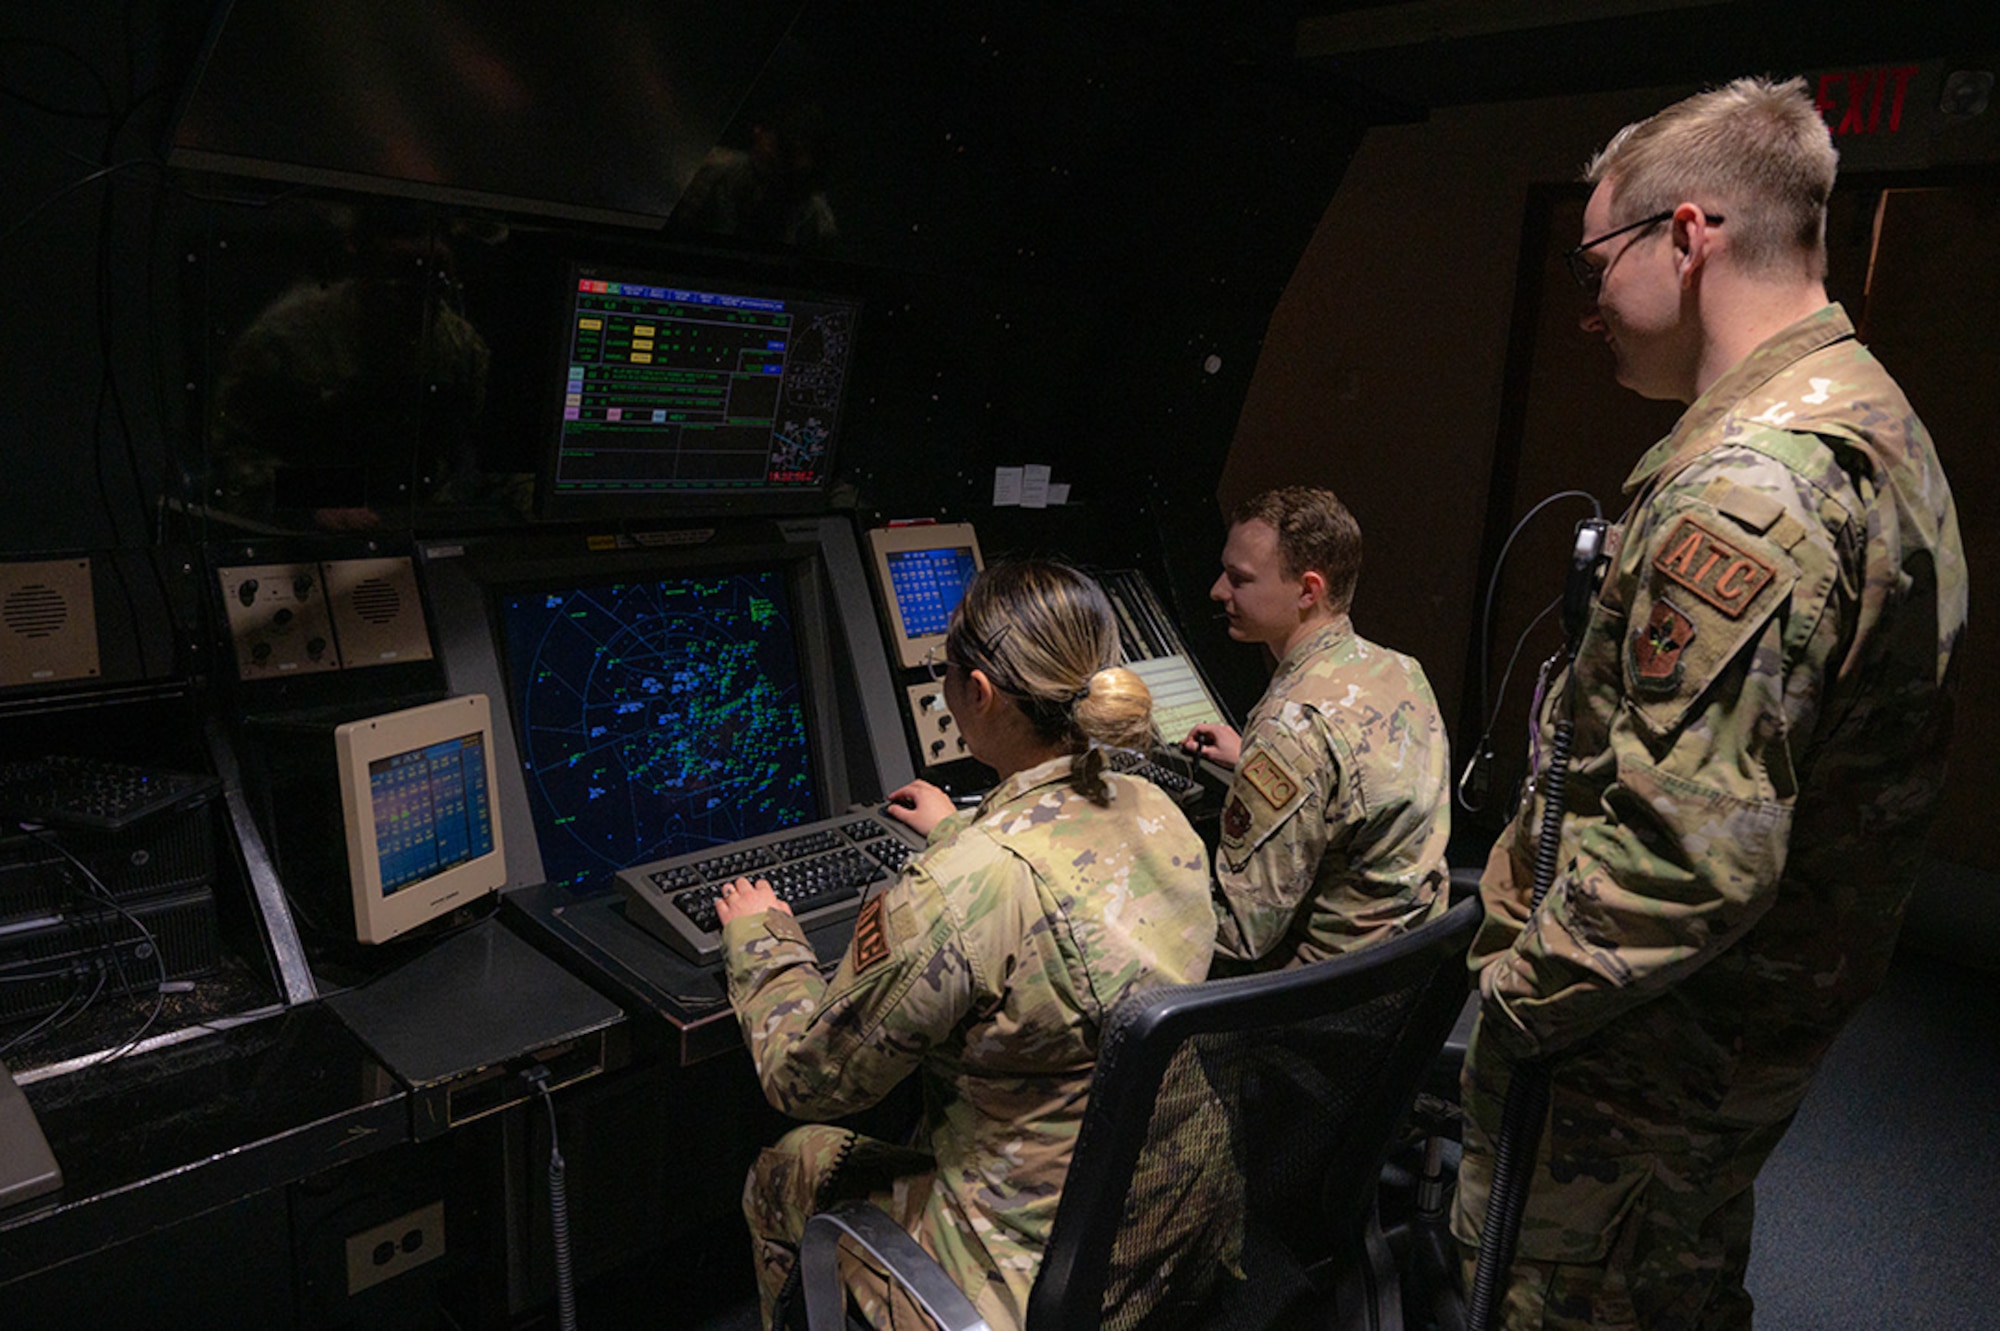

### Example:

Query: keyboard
xmin=1106 ymin=748 xmax=1201 ymax=801
xmin=0 ymin=755 xmax=221 ymax=833
xmin=615 ymin=808 xmax=927 ymax=966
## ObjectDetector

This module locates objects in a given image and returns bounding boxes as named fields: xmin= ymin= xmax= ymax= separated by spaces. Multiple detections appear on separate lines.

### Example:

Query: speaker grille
xmin=3 ymin=584 xmax=67 ymax=638
xmin=350 ymin=577 xmax=401 ymax=625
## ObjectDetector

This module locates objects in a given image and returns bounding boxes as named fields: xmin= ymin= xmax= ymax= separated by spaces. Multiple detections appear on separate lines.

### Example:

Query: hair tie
xmin=1069 ymin=679 xmax=1093 ymax=704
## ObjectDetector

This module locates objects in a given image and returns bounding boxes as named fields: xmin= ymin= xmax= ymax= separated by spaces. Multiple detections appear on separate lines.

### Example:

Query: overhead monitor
xmin=334 ymin=694 xmax=506 ymax=943
xmin=866 ymin=523 xmax=984 ymax=669
xmin=540 ymin=262 xmax=861 ymax=517
xmin=493 ymin=563 xmax=825 ymax=892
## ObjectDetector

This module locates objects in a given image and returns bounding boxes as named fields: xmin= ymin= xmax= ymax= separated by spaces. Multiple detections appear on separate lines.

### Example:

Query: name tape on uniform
xmin=852 ymin=896 xmax=891 ymax=972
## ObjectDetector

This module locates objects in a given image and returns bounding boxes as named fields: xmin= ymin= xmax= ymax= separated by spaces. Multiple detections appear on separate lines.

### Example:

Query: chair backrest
xmin=1026 ymin=895 xmax=1482 ymax=1331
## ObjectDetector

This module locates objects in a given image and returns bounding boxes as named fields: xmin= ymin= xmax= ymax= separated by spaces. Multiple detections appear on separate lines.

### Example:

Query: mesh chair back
xmin=1027 ymin=896 xmax=1481 ymax=1331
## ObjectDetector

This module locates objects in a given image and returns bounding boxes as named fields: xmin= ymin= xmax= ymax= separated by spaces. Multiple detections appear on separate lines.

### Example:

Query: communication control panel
xmin=216 ymin=556 xmax=432 ymax=679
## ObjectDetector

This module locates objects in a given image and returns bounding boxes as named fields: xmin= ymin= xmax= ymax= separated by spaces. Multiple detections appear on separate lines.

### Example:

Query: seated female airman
xmin=715 ymin=560 xmax=1218 ymax=1330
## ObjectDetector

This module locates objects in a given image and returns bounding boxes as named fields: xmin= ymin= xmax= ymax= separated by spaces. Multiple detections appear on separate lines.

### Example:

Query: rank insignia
xmin=1631 ymin=600 xmax=1695 ymax=687
xmin=851 ymin=895 xmax=890 ymax=972
xmin=1653 ymin=516 xmax=1775 ymax=618
xmin=1239 ymin=750 xmax=1300 ymax=810
xmin=1223 ymin=796 xmax=1252 ymax=841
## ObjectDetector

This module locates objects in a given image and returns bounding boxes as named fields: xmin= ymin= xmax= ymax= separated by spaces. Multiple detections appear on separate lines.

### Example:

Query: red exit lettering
xmin=1815 ymin=66 xmax=1920 ymax=136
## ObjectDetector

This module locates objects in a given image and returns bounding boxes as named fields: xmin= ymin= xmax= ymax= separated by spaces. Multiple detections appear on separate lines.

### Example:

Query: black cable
xmin=0 ymin=157 xmax=166 ymax=247
xmin=4 ymin=34 xmax=193 ymax=674
xmin=26 ymin=827 xmax=171 ymax=1068
xmin=91 ymin=75 xmax=180 ymax=677
xmin=141 ymin=133 xmax=180 ymax=552
xmin=0 ymin=47 xmax=309 ymax=688
xmin=1466 ymin=680 xmax=1580 ymax=1328
xmin=1 ymin=56 xmax=117 ymax=174
xmin=0 ymin=967 xmax=93 ymax=984
xmin=49 ymin=957 xmax=110 ymax=1034
xmin=1474 ymin=491 xmax=1601 ymax=723
xmin=1457 ymin=490 xmax=1602 ymax=813
xmin=0 ymin=969 xmax=94 ymax=1059
xmin=0 ymin=38 xmax=116 ymax=121
xmin=1456 ymin=596 xmax=1559 ymax=813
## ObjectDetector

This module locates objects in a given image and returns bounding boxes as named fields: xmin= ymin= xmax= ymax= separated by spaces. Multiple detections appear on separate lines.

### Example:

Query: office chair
xmin=799 ymin=895 xmax=1483 ymax=1331
xmin=1377 ymin=866 xmax=1488 ymax=1331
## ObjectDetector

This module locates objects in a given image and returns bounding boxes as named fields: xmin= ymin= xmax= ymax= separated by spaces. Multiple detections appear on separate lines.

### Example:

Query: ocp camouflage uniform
xmin=1454 ymin=304 xmax=1966 ymax=1329
xmin=726 ymin=753 xmax=1219 ymax=1330
xmin=1213 ymin=615 xmax=1451 ymax=968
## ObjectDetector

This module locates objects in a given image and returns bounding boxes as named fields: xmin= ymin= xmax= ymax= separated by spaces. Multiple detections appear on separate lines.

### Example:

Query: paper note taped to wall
xmin=994 ymin=465 xmax=1066 ymax=507
xmin=1021 ymin=464 xmax=1051 ymax=509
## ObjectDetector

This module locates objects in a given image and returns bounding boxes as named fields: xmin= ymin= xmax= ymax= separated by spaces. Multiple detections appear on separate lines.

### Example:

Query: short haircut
xmin=1585 ymin=75 xmax=1837 ymax=280
xmin=1228 ymin=486 xmax=1363 ymax=612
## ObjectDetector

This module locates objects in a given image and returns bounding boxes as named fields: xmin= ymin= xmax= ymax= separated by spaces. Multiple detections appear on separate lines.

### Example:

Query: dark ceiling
xmin=1294 ymin=0 xmax=2000 ymax=121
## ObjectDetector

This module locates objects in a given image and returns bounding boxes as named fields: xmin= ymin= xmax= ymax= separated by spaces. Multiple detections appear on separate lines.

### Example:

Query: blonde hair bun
xmin=1072 ymin=666 xmax=1153 ymax=754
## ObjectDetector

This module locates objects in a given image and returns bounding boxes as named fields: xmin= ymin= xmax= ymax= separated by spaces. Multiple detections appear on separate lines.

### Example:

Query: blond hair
xmin=947 ymin=561 xmax=1152 ymax=803
xmin=1585 ymin=75 xmax=1837 ymax=280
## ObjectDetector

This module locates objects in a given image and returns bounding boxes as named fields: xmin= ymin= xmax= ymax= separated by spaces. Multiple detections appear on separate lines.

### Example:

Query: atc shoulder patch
xmin=1239 ymin=750 xmax=1301 ymax=810
xmin=1652 ymin=516 xmax=1776 ymax=618
xmin=1220 ymin=745 xmax=1310 ymax=874
xmin=1624 ymin=502 xmax=1799 ymax=736
xmin=851 ymin=895 xmax=891 ymax=973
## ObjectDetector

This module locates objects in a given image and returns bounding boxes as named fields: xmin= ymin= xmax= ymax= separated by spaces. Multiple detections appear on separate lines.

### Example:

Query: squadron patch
xmin=1652 ymin=516 xmax=1776 ymax=618
xmin=1223 ymin=796 xmax=1252 ymax=841
xmin=1631 ymin=599 xmax=1695 ymax=689
xmin=1239 ymin=750 xmax=1300 ymax=810
xmin=851 ymin=895 xmax=891 ymax=973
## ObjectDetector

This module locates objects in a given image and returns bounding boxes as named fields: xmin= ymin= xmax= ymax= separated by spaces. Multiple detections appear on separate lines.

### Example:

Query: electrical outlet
xmin=906 ymin=681 xmax=970 ymax=765
xmin=345 ymin=1200 xmax=446 ymax=1294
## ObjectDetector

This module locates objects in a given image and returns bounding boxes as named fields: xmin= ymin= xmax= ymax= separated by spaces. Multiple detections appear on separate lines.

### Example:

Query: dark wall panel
xmin=0 ymin=1 xmax=1364 ymax=719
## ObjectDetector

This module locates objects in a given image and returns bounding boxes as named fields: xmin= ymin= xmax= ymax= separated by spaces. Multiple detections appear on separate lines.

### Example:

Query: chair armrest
xmin=800 ymin=1201 xmax=991 ymax=1331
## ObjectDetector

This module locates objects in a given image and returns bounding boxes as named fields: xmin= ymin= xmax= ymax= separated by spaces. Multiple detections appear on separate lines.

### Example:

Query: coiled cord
xmin=526 ymin=1068 xmax=577 ymax=1331
xmin=1465 ymin=713 xmax=1573 ymax=1331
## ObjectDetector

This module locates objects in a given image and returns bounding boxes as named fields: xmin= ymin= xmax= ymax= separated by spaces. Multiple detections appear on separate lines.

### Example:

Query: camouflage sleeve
xmin=1479 ymin=458 xmax=1852 ymax=1059
xmin=927 ymin=807 xmax=972 ymax=845
xmin=723 ymin=858 xmax=978 ymax=1120
xmin=1468 ymin=805 xmax=1534 ymax=976
xmin=1210 ymin=710 xmax=1327 ymax=962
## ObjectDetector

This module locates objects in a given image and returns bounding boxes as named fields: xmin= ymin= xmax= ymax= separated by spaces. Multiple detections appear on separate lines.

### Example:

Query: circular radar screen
xmin=499 ymin=568 xmax=820 ymax=891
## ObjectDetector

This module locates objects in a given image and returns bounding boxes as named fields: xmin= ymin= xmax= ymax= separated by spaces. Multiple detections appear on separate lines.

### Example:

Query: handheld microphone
xmin=1562 ymin=519 xmax=1610 ymax=650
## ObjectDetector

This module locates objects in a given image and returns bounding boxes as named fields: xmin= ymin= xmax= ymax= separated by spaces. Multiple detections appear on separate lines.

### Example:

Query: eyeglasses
xmin=920 ymin=644 xmax=955 ymax=682
xmin=920 ymin=623 xmax=1018 ymax=688
xmin=1562 ymin=210 xmax=1723 ymax=293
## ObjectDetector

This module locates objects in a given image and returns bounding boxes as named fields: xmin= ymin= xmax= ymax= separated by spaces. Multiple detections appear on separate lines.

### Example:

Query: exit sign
xmin=1814 ymin=66 xmax=1920 ymax=136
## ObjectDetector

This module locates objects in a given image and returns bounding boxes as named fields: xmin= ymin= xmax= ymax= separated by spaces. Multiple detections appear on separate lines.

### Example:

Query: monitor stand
xmin=0 ymin=1059 xmax=61 ymax=1209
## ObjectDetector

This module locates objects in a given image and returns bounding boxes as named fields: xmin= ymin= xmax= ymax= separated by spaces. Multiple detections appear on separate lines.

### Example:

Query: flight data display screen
xmin=496 ymin=568 xmax=820 ymax=891
xmin=547 ymin=267 xmax=858 ymax=504
xmin=368 ymin=733 xmax=496 ymax=896
xmin=885 ymin=546 xmax=979 ymax=640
